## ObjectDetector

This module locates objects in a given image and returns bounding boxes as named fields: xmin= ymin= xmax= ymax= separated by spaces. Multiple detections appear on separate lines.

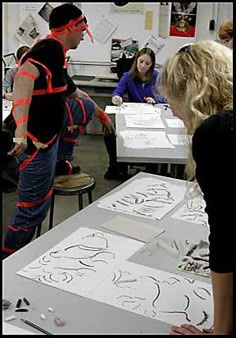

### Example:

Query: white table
xmin=116 ymin=104 xmax=188 ymax=164
xmin=3 ymin=172 xmax=210 ymax=335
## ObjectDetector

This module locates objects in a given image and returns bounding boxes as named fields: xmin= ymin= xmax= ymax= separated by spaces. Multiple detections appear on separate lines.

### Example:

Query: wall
xmin=3 ymin=2 xmax=233 ymax=75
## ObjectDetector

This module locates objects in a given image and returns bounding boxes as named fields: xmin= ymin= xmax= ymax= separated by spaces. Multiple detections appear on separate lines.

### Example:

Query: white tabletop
xmin=116 ymin=104 xmax=189 ymax=164
xmin=3 ymin=172 xmax=210 ymax=335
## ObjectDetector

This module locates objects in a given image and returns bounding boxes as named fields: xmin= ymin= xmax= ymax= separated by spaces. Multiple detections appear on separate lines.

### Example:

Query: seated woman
xmin=104 ymin=47 xmax=166 ymax=180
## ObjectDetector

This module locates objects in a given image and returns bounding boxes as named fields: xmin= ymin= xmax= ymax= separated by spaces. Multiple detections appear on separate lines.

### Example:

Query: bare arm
xmin=211 ymin=271 xmax=233 ymax=335
xmin=8 ymin=61 xmax=39 ymax=156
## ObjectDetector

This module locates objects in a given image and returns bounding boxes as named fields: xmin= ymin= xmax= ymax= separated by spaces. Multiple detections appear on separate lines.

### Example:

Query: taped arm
xmin=69 ymin=87 xmax=115 ymax=135
xmin=9 ymin=61 xmax=39 ymax=156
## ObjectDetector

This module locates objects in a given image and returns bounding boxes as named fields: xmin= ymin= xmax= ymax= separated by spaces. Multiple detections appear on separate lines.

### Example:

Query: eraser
xmin=5 ymin=315 xmax=16 ymax=322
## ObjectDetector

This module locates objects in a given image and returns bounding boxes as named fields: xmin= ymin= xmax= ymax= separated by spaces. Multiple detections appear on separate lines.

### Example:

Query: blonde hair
xmin=218 ymin=19 xmax=233 ymax=40
xmin=159 ymin=40 xmax=233 ymax=179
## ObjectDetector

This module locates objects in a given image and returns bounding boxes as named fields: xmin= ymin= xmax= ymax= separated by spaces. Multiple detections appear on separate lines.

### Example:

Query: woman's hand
xmin=170 ymin=324 xmax=214 ymax=335
xmin=112 ymin=95 xmax=123 ymax=106
xmin=144 ymin=97 xmax=156 ymax=105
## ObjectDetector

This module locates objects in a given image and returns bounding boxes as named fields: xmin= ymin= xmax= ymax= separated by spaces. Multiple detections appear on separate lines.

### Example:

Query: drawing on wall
xmin=171 ymin=195 xmax=209 ymax=227
xmin=17 ymin=227 xmax=143 ymax=297
xmin=38 ymin=2 xmax=54 ymax=23
xmin=110 ymin=38 xmax=138 ymax=75
xmin=16 ymin=14 xmax=41 ymax=46
xmin=177 ymin=240 xmax=210 ymax=278
xmin=89 ymin=260 xmax=213 ymax=329
xmin=97 ymin=177 xmax=186 ymax=220
xmin=92 ymin=18 xmax=117 ymax=44
xmin=142 ymin=35 xmax=166 ymax=55
xmin=169 ymin=2 xmax=197 ymax=37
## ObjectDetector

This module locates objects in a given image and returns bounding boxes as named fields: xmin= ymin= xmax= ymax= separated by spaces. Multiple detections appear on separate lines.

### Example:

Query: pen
xmin=21 ymin=318 xmax=54 ymax=335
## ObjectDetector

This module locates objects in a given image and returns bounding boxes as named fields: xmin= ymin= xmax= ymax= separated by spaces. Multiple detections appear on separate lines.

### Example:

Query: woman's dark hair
xmin=49 ymin=4 xmax=84 ymax=29
xmin=129 ymin=47 xmax=156 ymax=83
xmin=16 ymin=46 xmax=30 ymax=61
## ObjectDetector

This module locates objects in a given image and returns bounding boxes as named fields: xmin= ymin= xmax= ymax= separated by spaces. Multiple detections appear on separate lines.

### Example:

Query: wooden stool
xmin=48 ymin=173 xmax=96 ymax=231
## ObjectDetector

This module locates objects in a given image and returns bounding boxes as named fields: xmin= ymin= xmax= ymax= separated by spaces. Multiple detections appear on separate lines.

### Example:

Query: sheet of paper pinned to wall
xmin=16 ymin=227 xmax=143 ymax=297
xmin=99 ymin=215 xmax=165 ymax=242
xmin=144 ymin=10 xmax=153 ymax=30
xmin=141 ymin=35 xmax=166 ymax=55
xmin=88 ymin=260 xmax=213 ymax=330
xmin=124 ymin=114 xmax=165 ymax=129
xmin=97 ymin=177 xmax=186 ymax=220
xmin=15 ymin=14 xmax=41 ymax=46
xmin=120 ymin=130 xmax=175 ymax=149
xmin=92 ymin=18 xmax=117 ymax=44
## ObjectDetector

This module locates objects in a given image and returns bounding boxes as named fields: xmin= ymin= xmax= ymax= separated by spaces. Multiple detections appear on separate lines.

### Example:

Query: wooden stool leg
xmin=88 ymin=191 xmax=93 ymax=204
xmin=49 ymin=193 xmax=55 ymax=230
xmin=78 ymin=194 xmax=83 ymax=210
xmin=36 ymin=224 xmax=42 ymax=238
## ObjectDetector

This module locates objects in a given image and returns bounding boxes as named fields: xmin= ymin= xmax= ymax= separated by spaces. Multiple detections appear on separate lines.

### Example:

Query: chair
xmin=48 ymin=173 xmax=96 ymax=231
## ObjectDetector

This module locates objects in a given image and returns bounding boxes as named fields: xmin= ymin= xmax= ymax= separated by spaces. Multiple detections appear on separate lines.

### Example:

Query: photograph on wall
xmin=38 ymin=2 xmax=54 ymax=23
xmin=15 ymin=14 xmax=41 ymax=46
xmin=169 ymin=2 xmax=197 ymax=38
xmin=110 ymin=38 xmax=139 ymax=76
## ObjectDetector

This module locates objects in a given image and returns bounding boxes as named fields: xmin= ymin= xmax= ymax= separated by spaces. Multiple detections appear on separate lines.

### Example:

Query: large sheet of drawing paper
xmin=171 ymin=195 xmax=209 ymax=228
xmin=97 ymin=177 xmax=186 ymax=220
xmin=177 ymin=240 xmax=210 ymax=278
xmin=119 ymin=102 xmax=157 ymax=114
xmin=99 ymin=215 xmax=165 ymax=242
xmin=124 ymin=114 xmax=165 ymax=129
xmin=16 ymin=227 xmax=144 ymax=297
xmin=167 ymin=134 xmax=190 ymax=146
xmin=119 ymin=130 xmax=175 ymax=149
xmin=165 ymin=118 xmax=185 ymax=128
xmin=88 ymin=260 xmax=213 ymax=330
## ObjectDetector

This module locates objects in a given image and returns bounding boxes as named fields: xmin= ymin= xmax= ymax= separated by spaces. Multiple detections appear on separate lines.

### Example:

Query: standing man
xmin=2 ymin=3 xmax=115 ymax=259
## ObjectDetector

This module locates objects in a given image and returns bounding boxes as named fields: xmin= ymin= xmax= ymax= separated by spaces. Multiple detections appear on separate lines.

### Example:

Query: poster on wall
xmin=110 ymin=38 xmax=139 ymax=75
xmin=16 ymin=14 xmax=41 ymax=46
xmin=169 ymin=2 xmax=197 ymax=38
xmin=38 ymin=2 xmax=54 ymax=22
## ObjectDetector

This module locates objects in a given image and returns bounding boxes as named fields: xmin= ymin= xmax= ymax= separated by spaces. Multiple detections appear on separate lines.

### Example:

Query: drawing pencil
xmin=20 ymin=318 xmax=53 ymax=335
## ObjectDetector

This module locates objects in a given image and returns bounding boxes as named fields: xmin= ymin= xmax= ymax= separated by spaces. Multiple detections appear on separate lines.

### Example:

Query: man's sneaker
xmin=55 ymin=160 xmax=81 ymax=176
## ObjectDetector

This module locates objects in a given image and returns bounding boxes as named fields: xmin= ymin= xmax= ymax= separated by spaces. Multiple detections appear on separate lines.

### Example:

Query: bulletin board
xmin=4 ymin=2 xmax=228 ymax=66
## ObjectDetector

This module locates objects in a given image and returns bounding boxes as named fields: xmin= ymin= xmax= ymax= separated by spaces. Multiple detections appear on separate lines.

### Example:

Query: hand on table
xmin=112 ymin=95 xmax=123 ymax=106
xmin=170 ymin=324 xmax=214 ymax=335
xmin=144 ymin=96 xmax=155 ymax=105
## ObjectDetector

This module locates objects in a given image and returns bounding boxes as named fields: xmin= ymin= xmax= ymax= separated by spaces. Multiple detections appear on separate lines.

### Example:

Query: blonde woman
xmin=218 ymin=19 xmax=233 ymax=49
xmin=159 ymin=40 xmax=235 ymax=335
